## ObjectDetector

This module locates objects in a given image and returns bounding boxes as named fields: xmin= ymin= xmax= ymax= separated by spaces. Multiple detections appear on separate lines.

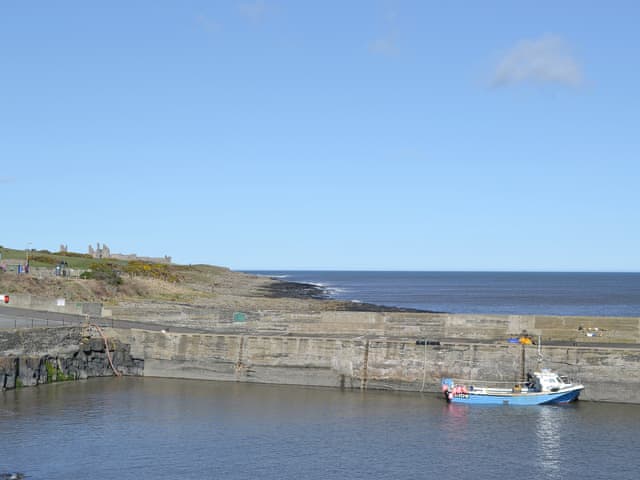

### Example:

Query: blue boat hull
xmin=446 ymin=387 xmax=583 ymax=405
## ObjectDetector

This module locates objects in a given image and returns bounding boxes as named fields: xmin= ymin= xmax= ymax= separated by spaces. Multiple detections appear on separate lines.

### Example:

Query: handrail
xmin=449 ymin=378 xmax=529 ymax=386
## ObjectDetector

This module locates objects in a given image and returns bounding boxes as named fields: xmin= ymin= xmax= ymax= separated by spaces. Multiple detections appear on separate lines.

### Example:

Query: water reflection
xmin=534 ymin=407 xmax=563 ymax=478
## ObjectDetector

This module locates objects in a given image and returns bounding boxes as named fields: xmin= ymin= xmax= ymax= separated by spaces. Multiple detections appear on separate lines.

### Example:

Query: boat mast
xmin=520 ymin=343 xmax=526 ymax=384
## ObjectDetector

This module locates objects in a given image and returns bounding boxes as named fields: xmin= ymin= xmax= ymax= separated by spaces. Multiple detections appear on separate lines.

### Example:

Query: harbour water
xmin=2 ymin=378 xmax=640 ymax=479
xmin=250 ymin=271 xmax=640 ymax=317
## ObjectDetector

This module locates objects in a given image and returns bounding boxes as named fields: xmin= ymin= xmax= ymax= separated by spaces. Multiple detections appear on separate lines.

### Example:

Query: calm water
xmin=249 ymin=271 xmax=640 ymax=317
xmin=2 ymin=378 xmax=640 ymax=479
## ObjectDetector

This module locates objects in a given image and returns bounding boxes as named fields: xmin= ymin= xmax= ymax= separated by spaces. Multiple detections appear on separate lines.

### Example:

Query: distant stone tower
xmin=88 ymin=242 xmax=112 ymax=259
xmin=59 ymin=244 xmax=68 ymax=253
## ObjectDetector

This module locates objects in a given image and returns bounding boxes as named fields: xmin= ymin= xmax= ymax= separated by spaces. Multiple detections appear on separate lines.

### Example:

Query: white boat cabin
xmin=531 ymin=369 xmax=573 ymax=393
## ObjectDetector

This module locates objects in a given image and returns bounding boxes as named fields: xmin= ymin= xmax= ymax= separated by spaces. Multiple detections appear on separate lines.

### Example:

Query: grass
xmin=0 ymin=244 xmax=235 ymax=305
xmin=0 ymin=246 xmax=128 ymax=269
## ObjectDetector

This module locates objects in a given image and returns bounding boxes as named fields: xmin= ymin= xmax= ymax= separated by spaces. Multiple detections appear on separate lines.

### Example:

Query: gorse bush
xmin=123 ymin=261 xmax=179 ymax=283
xmin=56 ymin=251 xmax=92 ymax=258
xmin=80 ymin=263 xmax=122 ymax=285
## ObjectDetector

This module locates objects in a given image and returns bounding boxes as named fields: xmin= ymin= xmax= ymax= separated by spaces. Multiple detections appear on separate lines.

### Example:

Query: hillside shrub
xmin=80 ymin=262 xmax=122 ymax=285
xmin=29 ymin=254 xmax=58 ymax=265
xmin=123 ymin=261 xmax=179 ymax=283
xmin=57 ymin=251 xmax=92 ymax=258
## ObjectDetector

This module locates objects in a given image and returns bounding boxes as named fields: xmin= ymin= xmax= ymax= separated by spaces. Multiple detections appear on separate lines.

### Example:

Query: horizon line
xmin=237 ymin=268 xmax=640 ymax=274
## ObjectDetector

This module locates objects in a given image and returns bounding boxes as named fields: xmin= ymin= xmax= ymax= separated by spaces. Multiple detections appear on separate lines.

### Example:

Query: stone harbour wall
xmin=112 ymin=329 xmax=640 ymax=404
xmin=3 ymin=325 xmax=640 ymax=404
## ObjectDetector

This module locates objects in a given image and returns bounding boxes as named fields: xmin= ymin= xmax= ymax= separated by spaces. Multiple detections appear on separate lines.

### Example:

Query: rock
xmin=1 ymin=327 xmax=144 ymax=390
xmin=89 ymin=337 xmax=105 ymax=352
xmin=0 ymin=473 xmax=26 ymax=480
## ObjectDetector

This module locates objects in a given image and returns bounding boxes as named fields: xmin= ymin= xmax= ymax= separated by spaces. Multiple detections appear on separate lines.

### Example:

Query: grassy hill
xmin=1 ymin=245 xmax=230 ymax=301
xmin=0 ymin=245 xmax=127 ymax=269
xmin=0 ymin=245 xmax=336 ymax=319
xmin=0 ymin=245 xmax=392 ymax=328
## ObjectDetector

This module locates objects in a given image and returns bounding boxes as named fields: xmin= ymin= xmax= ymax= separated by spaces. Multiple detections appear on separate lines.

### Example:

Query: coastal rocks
xmin=1 ymin=355 xmax=50 ymax=389
xmin=0 ymin=327 xmax=144 ymax=391
xmin=262 ymin=280 xmax=329 ymax=300
xmin=0 ymin=473 xmax=26 ymax=480
xmin=0 ymin=356 xmax=19 ymax=389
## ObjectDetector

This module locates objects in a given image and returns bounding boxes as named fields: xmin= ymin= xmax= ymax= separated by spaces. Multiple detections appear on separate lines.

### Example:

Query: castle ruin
xmin=88 ymin=243 xmax=171 ymax=264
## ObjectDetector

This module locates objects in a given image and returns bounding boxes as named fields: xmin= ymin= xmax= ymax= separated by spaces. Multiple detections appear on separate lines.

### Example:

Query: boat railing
xmin=449 ymin=379 xmax=530 ymax=389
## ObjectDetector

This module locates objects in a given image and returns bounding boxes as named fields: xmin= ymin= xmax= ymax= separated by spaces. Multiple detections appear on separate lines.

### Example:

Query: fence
xmin=0 ymin=307 xmax=204 ymax=333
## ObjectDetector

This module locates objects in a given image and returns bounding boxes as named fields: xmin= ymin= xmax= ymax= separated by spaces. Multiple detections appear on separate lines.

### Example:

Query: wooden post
xmin=360 ymin=340 xmax=369 ymax=390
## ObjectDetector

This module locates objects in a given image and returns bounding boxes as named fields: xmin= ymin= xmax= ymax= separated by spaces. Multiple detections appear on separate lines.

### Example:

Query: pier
xmin=2 ymin=308 xmax=640 ymax=403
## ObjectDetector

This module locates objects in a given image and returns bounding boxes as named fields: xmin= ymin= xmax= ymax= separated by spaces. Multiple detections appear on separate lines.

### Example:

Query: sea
xmin=3 ymin=271 xmax=640 ymax=478
xmin=2 ymin=378 xmax=640 ymax=480
xmin=248 ymin=271 xmax=640 ymax=317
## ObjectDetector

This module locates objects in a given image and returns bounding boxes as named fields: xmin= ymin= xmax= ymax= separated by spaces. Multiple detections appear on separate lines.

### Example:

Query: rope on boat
xmin=90 ymin=323 xmax=122 ymax=377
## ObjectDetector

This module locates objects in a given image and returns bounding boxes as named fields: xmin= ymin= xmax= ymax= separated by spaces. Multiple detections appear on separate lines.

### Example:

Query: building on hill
xmin=88 ymin=242 xmax=171 ymax=264
xmin=88 ymin=243 xmax=110 ymax=259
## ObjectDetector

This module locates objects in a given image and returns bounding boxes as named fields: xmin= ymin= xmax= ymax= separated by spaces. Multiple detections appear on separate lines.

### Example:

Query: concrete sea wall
xmin=112 ymin=328 xmax=640 ymax=403
xmin=1 ymin=293 xmax=106 ymax=317
xmin=176 ymin=310 xmax=640 ymax=345
xmin=3 ymin=315 xmax=640 ymax=404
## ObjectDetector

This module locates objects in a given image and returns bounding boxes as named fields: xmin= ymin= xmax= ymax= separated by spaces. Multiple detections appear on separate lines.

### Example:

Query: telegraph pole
xmin=25 ymin=241 xmax=32 ymax=273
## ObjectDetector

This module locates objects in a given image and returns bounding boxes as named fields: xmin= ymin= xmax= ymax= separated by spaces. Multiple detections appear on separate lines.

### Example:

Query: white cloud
xmin=492 ymin=35 xmax=583 ymax=88
xmin=239 ymin=0 xmax=267 ymax=22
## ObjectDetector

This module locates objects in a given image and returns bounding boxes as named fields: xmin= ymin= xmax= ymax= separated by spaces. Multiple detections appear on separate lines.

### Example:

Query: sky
xmin=1 ymin=1 xmax=639 ymax=271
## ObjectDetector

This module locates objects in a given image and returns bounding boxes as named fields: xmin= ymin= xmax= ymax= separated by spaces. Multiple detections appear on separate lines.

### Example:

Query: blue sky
xmin=1 ymin=1 xmax=639 ymax=271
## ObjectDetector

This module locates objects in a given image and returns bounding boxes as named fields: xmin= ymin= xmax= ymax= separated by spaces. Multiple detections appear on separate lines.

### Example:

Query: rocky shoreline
xmin=262 ymin=277 xmax=439 ymax=313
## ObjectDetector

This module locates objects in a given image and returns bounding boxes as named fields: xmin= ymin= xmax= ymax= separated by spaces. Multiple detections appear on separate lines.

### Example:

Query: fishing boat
xmin=441 ymin=369 xmax=584 ymax=405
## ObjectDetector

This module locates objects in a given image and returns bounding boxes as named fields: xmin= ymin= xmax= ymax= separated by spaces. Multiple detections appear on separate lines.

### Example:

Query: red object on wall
xmin=3 ymin=295 xmax=9 ymax=304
